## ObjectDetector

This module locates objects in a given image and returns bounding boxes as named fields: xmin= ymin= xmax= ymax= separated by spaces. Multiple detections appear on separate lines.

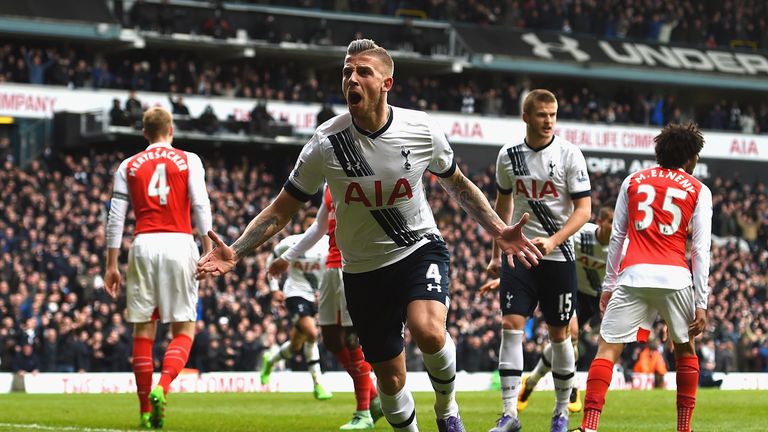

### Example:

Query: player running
xmin=573 ymin=123 xmax=712 ymax=432
xmin=269 ymin=185 xmax=383 ymax=430
xmin=104 ymin=107 xmax=212 ymax=429
xmin=197 ymin=39 xmax=542 ymax=432
xmin=260 ymin=229 xmax=333 ymax=401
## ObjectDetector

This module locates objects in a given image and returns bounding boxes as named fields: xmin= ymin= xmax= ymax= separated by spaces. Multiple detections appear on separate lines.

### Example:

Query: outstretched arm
xmin=436 ymin=167 xmax=542 ymax=268
xmin=197 ymin=189 xmax=305 ymax=277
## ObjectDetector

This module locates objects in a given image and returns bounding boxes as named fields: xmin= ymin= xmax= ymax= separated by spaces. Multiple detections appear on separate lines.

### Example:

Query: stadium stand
xmin=0 ymin=0 xmax=767 ymax=381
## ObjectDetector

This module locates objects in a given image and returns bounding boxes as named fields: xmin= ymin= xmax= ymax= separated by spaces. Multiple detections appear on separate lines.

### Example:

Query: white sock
xmin=499 ymin=329 xmax=524 ymax=417
xmin=270 ymin=341 xmax=293 ymax=365
xmin=378 ymin=383 xmax=418 ymax=431
xmin=303 ymin=341 xmax=321 ymax=384
xmin=551 ymin=337 xmax=576 ymax=417
xmin=527 ymin=343 xmax=553 ymax=388
xmin=422 ymin=332 xmax=459 ymax=419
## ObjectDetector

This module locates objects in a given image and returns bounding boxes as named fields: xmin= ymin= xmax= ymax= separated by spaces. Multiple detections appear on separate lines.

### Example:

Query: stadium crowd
xmin=2 ymin=40 xmax=768 ymax=134
xmin=0 ymin=143 xmax=766 ymax=377
xmin=137 ymin=0 xmax=768 ymax=50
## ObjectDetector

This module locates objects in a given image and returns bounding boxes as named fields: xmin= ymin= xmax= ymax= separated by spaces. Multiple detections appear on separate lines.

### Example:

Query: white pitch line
xmin=0 ymin=423 xmax=132 ymax=432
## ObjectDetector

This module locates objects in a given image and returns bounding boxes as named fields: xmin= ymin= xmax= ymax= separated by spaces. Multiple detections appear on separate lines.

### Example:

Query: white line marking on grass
xmin=0 ymin=423 xmax=132 ymax=432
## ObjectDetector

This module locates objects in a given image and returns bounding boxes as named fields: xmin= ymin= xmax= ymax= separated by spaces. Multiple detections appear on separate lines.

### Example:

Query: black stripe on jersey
xmin=328 ymin=129 xmax=374 ymax=177
xmin=340 ymin=129 xmax=375 ymax=175
xmin=283 ymin=180 xmax=314 ymax=202
xmin=370 ymin=208 xmax=421 ymax=247
xmin=112 ymin=191 xmax=130 ymax=201
xmin=507 ymin=144 xmax=530 ymax=176
xmin=528 ymin=200 xmax=575 ymax=262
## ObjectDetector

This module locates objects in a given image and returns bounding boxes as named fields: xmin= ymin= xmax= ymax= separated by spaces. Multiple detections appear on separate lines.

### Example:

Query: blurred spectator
xmin=169 ymin=95 xmax=191 ymax=116
xmin=633 ymin=338 xmax=668 ymax=388
xmin=316 ymin=103 xmax=336 ymax=126
xmin=109 ymin=99 xmax=128 ymax=126
xmin=124 ymin=90 xmax=144 ymax=127
xmin=197 ymin=104 xmax=220 ymax=134
xmin=249 ymin=100 xmax=273 ymax=134
xmin=201 ymin=7 xmax=231 ymax=39
xmin=12 ymin=344 xmax=40 ymax=374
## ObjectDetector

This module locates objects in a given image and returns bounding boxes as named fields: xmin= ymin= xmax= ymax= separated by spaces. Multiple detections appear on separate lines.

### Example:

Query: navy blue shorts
xmin=500 ymin=256 xmax=577 ymax=326
xmin=344 ymin=240 xmax=450 ymax=363
xmin=576 ymin=290 xmax=600 ymax=327
xmin=285 ymin=297 xmax=317 ymax=323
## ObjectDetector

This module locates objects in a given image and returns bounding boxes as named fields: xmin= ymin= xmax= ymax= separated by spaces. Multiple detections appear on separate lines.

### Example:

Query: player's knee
xmin=548 ymin=325 xmax=568 ymax=342
xmin=502 ymin=314 xmax=525 ymax=330
xmin=412 ymin=328 xmax=445 ymax=354
xmin=343 ymin=331 xmax=360 ymax=350
xmin=374 ymin=368 xmax=406 ymax=395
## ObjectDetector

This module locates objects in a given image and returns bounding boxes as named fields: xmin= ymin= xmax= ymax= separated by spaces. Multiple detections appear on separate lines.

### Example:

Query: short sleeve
xmin=495 ymin=147 xmax=514 ymax=194
xmin=285 ymin=134 xmax=325 ymax=201
xmin=566 ymin=147 xmax=591 ymax=198
xmin=426 ymin=116 xmax=456 ymax=178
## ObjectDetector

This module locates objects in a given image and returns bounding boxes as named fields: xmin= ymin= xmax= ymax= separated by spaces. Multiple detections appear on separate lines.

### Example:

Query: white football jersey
xmin=269 ymin=234 xmax=328 ymax=302
xmin=572 ymin=223 xmax=607 ymax=297
xmin=286 ymin=106 xmax=454 ymax=273
xmin=496 ymin=135 xmax=591 ymax=262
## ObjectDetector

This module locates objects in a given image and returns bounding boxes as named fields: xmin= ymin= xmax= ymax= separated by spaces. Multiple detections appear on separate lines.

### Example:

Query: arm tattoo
xmin=438 ymin=173 xmax=504 ymax=236
xmin=232 ymin=215 xmax=281 ymax=260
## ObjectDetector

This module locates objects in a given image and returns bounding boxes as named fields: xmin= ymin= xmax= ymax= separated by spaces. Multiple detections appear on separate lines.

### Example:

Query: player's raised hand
xmin=496 ymin=212 xmax=542 ymax=269
xmin=196 ymin=230 xmax=237 ymax=279
xmin=479 ymin=278 xmax=500 ymax=296
xmin=104 ymin=267 xmax=122 ymax=299
xmin=268 ymin=257 xmax=290 ymax=278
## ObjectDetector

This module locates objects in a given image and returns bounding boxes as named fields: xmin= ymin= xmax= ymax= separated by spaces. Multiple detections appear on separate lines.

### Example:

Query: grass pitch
xmin=0 ymin=389 xmax=762 ymax=431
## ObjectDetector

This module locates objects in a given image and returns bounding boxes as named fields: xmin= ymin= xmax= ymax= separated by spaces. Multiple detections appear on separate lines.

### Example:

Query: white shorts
xmin=126 ymin=233 xmax=199 ymax=323
xmin=318 ymin=267 xmax=353 ymax=327
xmin=601 ymin=285 xmax=695 ymax=344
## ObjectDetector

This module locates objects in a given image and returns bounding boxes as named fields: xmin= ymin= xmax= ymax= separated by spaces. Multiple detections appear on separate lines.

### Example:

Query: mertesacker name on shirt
xmin=129 ymin=148 xmax=188 ymax=176
xmin=632 ymin=169 xmax=697 ymax=194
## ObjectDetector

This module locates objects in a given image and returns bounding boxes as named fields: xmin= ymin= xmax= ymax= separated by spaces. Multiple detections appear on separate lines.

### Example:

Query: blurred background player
xmin=269 ymin=184 xmax=383 ymax=430
xmin=260 ymin=222 xmax=333 ymax=401
xmin=487 ymin=89 xmax=591 ymax=432
xmin=481 ymin=205 xmax=615 ymax=414
xmin=576 ymin=123 xmax=712 ymax=432
xmin=104 ymin=107 xmax=212 ymax=429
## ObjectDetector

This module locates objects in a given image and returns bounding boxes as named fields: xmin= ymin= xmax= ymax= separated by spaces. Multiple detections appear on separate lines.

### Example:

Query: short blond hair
xmin=142 ymin=107 xmax=172 ymax=141
xmin=346 ymin=39 xmax=394 ymax=77
xmin=523 ymin=89 xmax=557 ymax=114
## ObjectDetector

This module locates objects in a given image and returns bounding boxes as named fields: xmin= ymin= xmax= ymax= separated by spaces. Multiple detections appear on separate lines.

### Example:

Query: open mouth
xmin=347 ymin=92 xmax=362 ymax=105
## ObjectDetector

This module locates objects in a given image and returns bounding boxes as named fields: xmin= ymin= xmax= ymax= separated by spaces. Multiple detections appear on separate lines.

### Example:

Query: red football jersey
xmin=620 ymin=167 xmax=702 ymax=271
xmin=324 ymin=186 xmax=342 ymax=268
xmin=126 ymin=144 xmax=192 ymax=234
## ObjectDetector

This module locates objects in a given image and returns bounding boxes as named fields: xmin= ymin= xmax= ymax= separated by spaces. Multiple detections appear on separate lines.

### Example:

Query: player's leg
xmin=133 ymin=322 xmax=156 ymax=429
xmin=148 ymin=320 xmax=194 ymax=428
xmin=567 ymin=314 xmax=583 ymax=413
xmin=492 ymin=255 xmax=536 ymax=432
xmin=535 ymin=260 xmax=577 ymax=432
xmin=319 ymin=269 xmax=374 ymax=427
xmin=295 ymin=311 xmax=331 ymax=399
xmin=344 ymin=266 xmax=418 ymax=431
xmin=404 ymin=241 xmax=464 ymax=431
xmin=653 ymin=286 xmax=698 ymax=432
xmin=263 ymin=297 xmax=308 ymax=385
xmin=580 ymin=287 xmax=651 ymax=432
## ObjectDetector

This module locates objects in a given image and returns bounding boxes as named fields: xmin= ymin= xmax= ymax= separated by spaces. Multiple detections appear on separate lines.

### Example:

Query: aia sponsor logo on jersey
xmin=515 ymin=179 xmax=559 ymax=199
xmin=577 ymin=254 xmax=605 ymax=270
xmin=344 ymin=178 xmax=413 ymax=207
xmin=292 ymin=261 xmax=321 ymax=272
